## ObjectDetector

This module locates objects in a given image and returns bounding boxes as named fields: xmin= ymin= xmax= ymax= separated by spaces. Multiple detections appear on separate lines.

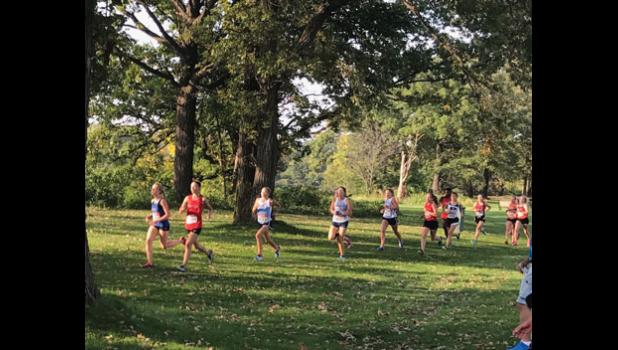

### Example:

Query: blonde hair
xmin=152 ymin=182 xmax=164 ymax=199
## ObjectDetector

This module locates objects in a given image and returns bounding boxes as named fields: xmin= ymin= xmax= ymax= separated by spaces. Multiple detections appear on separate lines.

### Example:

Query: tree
xmin=347 ymin=118 xmax=399 ymax=194
xmin=111 ymin=0 xmax=229 ymax=202
xmin=85 ymin=0 xmax=100 ymax=305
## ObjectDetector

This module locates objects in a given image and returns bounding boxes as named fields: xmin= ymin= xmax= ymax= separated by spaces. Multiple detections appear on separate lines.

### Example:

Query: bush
xmin=86 ymin=164 xmax=135 ymax=208
xmin=122 ymin=184 xmax=151 ymax=209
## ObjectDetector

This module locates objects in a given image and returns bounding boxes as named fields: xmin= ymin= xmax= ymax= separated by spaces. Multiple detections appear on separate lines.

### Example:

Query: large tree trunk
xmin=85 ymin=0 xmax=99 ymax=305
xmin=522 ymin=176 xmax=528 ymax=196
xmin=173 ymin=83 xmax=197 ymax=202
xmin=397 ymin=150 xmax=411 ymax=200
xmin=252 ymin=82 xmax=280 ymax=196
xmin=466 ymin=181 xmax=474 ymax=198
xmin=233 ymin=130 xmax=256 ymax=223
xmin=482 ymin=168 xmax=491 ymax=197
xmin=431 ymin=173 xmax=440 ymax=193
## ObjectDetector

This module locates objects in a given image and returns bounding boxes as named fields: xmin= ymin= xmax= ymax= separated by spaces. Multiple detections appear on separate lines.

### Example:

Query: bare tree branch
xmin=170 ymin=0 xmax=192 ymax=22
xmin=115 ymin=48 xmax=180 ymax=86
xmin=136 ymin=0 xmax=185 ymax=55
xmin=194 ymin=61 xmax=216 ymax=79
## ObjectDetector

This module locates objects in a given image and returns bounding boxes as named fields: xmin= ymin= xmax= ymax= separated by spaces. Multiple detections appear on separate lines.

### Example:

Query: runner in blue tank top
xmin=142 ymin=183 xmax=184 ymax=268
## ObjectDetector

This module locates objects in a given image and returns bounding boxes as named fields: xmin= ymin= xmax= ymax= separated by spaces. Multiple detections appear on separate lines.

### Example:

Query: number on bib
xmin=186 ymin=215 xmax=198 ymax=224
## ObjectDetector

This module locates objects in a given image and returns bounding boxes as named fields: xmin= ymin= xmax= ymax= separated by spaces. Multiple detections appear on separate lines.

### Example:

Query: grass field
xmin=85 ymin=200 xmax=531 ymax=350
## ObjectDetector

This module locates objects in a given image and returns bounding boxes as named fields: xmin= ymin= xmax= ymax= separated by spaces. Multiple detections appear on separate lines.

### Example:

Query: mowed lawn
xmin=86 ymin=201 xmax=531 ymax=350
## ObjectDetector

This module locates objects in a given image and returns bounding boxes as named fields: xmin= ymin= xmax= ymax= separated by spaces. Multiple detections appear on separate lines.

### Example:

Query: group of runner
xmin=141 ymin=182 xmax=530 ymax=271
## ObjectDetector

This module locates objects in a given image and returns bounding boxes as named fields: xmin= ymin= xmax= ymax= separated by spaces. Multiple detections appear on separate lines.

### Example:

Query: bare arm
xmin=157 ymin=199 xmax=171 ymax=222
xmin=391 ymin=198 xmax=399 ymax=210
xmin=178 ymin=197 xmax=188 ymax=215
xmin=330 ymin=200 xmax=336 ymax=215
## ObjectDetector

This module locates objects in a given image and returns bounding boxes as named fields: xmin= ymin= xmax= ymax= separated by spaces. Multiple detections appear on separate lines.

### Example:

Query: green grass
xmin=86 ymin=201 xmax=531 ymax=350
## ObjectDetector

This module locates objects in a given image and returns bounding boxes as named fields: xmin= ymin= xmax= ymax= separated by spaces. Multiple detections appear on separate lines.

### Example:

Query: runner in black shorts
xmin=377 ymin=189 xmax=403 ymax=251
xmin=419 ymin=191 xmax=440 ymax=255
xmin=514 ymin=195 xmax=531 ymax=247
xmin=443 ymin=192 xmax=461 ymax=249
xmin=471 ymin=194 xmax=491 ymax=248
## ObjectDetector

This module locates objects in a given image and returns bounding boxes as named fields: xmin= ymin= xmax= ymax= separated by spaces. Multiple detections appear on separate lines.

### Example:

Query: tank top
xmin=332 ymin=198 xmax=349 ymax=223
xmin=184 ymin=195 xmax=204 ymax=230
xmin=424 ymin=202 xmax=437 ymax=221
xmin=256 ymin=198 xmax=272 ymax=224
xmin=151 ymin=199 xmax=168 ymax=228
xmin=506 ymin=202 xmax=517 ymax=219
xmin=383 ymin=198 xmax=397 ymax=219
xmin=517 ymin=204 xmax=528 ymax=219
xmin=474 ymin=201 xmax=486 ymax=217
xmin=446 ymin=203 xmax=460 ymax=219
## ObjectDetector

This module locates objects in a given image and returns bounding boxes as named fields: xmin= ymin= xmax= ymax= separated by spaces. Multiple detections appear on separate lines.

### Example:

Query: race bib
xmin=186 ymin=215 xmax=198 ymax=224
xmin=424 ymin=211 xmax=435 ymax=219
xmin=257 ymin=212 xmax=269 ymax=224
xmin=384 ymin=208 xmax=393 ymax=217
xmin=152 ymin=212 xmax=160 ymax=221
xmin=475 ymin=211 xmax=484 ymax=217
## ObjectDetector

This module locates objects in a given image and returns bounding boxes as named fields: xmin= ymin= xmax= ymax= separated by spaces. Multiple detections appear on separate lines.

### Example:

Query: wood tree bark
xmin=483 ymin=168 xmax=491 ymax=197
xmin=85 ymin=0 xmax=99 ymax=305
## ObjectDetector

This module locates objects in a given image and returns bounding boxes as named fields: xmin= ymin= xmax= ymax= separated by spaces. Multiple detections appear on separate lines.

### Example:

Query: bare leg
xmin=145 ymin=226 xmax=158 ymax=265
xmin=158 ymin=230 xmax=182 ymax=250
xmin=182 ymin=233 xmax=199 ymax=267
xmin=420 ymin=227 xmax=429 ymax=253
xmin=379 ymin=220 xmax=388 ymax=248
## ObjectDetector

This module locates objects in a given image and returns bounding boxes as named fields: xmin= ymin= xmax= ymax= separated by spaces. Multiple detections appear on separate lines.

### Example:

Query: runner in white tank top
xmin=327 ymin=187 xmax=352 ymax=260
xmin=251 ymin=187 xmax=280 ymax=261
xmin=443 ymin=192 xmax=461 ymax=249
xmin=377 ymin=189 xmax=403 ymax=251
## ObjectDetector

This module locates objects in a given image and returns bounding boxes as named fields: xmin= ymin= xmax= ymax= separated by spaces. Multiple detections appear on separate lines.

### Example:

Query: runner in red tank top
xmin=513 ymin=195 xmax=531 ymax=247
xmin=471 ymin=194 xmax=491 ymax=248
xmin=176 ymin=180 xmax=214 ymax=272
xmin=419 ymin=191 xmax=441 ymax=256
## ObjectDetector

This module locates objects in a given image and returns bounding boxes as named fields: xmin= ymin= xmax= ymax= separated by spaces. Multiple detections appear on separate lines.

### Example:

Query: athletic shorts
xmin=506 ymin=218 xmax=517 ymax=225
xmin=444 ymin=217 xmax=460 ymax=228
xmin=423 ymin=220 xmax=438 ymax=230
xmin=257 ymin=221 xmax=272 ymax=230
xmin=154 ymin=221 xmax=170 ymax=231
xmin=187 ymin=228 xmax=201 ymax=235
xmin=332 ymin=221 xmax=349 ymax=229
xmin=517 ymin=264 xmax=532 ymax=304
xmin=475 ymin=215 xmax=485 ymax=223
xmin=518 ymin=217 xmax=529 ymax=225
xmin=382 ymin=217 xmax=398 ymax=227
